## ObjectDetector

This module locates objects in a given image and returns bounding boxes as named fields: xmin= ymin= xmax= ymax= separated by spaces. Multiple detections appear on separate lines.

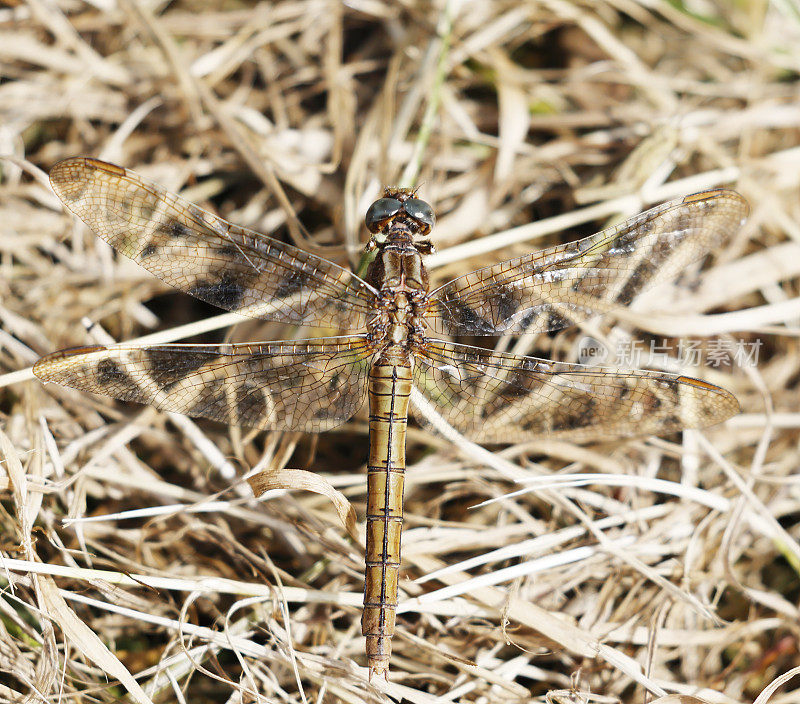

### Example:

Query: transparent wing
xmin=427 ymin=190 xmax=748 ymax=335
xmin=34 ymin=337 xmax=375 ymax=432
xmin=50 ymin=158 xmax=378 ymax=330
xmin=412 ymin=340 xmax=739 ymax=443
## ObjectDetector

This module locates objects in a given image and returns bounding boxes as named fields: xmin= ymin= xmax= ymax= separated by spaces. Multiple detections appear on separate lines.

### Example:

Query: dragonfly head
xmin=365 ymin=187 xmax=436 ymax=241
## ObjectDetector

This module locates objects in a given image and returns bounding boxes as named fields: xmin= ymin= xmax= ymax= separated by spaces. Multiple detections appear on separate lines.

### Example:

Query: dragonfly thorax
xmin=366 ymin=234 xmax=430 ymax=352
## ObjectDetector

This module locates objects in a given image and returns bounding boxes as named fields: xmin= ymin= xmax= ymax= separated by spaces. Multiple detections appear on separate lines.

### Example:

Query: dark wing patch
xmin=189 ymin=273 xmax=245 ymax=310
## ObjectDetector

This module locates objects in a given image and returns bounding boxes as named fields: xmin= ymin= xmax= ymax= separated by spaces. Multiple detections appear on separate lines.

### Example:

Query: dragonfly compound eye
xmin=402 ymin=198 xmax=435 ymax=234
xmin=365 ymin=197 xmax=402 ymax=233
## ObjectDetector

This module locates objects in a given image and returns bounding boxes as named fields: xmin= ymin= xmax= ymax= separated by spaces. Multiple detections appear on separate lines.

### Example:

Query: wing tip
xmin=33 ymin=346 xmax=108 ymax=380
xmin=675 ymin=374 xmax=741 ymax=426
xmin=681 ymin=188 xmax=750 ymax=220
xmin=50 ymin=157 xmax=126 ymax=202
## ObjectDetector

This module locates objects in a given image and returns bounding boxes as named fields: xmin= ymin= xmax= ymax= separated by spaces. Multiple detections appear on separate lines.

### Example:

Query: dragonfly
xmin=35 ymin=157 xmax=744 ymax=677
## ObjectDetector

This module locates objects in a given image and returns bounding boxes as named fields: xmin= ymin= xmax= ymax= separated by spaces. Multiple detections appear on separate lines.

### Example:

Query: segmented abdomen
xmin=362 ymin=360 xmax=411 ymax=677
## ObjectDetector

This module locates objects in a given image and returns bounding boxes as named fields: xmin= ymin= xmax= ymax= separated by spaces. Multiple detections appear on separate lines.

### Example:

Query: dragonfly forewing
xmin=426 ymin=190 xmax=748 ymax=336
xmin=49 ymin=158 xmax=378 ymax=330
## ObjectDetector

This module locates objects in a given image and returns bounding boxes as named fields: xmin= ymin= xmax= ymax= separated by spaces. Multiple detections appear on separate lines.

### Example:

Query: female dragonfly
xmin=35 ymin=158 xmax=743 ymax=677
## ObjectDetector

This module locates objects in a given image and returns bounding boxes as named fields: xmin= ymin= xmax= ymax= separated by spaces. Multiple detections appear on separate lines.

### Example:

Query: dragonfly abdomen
xmin=362 ymin=358 xmax=412 ymax=678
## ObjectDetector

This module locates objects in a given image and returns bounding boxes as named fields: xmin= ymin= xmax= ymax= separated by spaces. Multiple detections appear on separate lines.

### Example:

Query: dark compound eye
xmin=365 ymin=197 xmax=402 ymax=232
xmin=403 ymin=198 xmax=435 ymax=233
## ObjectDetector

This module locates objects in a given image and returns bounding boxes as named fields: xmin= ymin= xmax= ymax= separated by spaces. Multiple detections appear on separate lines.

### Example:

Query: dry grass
xmin=2 ymin=0 xmax=800 ymax=702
